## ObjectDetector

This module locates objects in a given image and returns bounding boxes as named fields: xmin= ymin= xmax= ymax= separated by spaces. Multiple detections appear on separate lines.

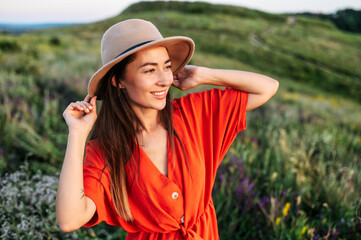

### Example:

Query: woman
xmin=56 ymin=19 xmax=278 ymax=239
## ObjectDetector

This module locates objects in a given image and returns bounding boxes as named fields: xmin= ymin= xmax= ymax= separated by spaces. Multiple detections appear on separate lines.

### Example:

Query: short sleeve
xmin=82 ymin=141 xmax=120 ymax=227
xmin=174 ymin=88 xmax=248 ymax=176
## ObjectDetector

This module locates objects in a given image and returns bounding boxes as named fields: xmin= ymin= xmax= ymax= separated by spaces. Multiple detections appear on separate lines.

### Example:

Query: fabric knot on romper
xmin=179 ymin=224 xmax=203 ymax=240
xmin=180 ymin=224 xmax=188 ymax=238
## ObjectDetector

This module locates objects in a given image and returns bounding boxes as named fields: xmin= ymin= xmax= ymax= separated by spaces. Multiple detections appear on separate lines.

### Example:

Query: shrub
xmin=49 ymin=37 xmax=61 ymax=46
xmin=0 ymin=39 xmax=20 ymax=52
xmin=0 ymin=164 xmax=61 ymax=239
xmin=0 ymin=164 xmax=127 ymax=239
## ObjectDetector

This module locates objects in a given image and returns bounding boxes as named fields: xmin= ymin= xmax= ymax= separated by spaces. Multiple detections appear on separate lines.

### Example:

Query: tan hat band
xmin=114 ymin=40 xmax=154 ymax=60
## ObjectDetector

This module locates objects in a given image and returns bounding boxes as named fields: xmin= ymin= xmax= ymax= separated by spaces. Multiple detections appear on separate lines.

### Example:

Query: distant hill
xmin=0 ymin=23 xmax=80 ymax=33
xmin=295 ymin=9 xmax=361 ymax=33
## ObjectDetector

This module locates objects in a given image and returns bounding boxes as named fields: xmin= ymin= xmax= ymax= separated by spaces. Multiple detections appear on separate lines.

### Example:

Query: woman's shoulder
xmin=84 ymin=139 xmax=107 ymax=170
xmin=175 ymin=87 xmax=240 ymax=99
xmin=173 ymin=88 xmax=241 ymax=107
xmin=85 ymin=139 xmax=101 ymax=154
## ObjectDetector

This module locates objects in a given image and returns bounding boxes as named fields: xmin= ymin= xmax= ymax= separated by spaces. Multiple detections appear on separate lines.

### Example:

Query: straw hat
xmin=87 ymin=19 xmax=195 ymax=97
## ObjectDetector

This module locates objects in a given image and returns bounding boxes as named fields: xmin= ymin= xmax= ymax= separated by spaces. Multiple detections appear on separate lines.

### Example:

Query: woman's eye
xmin=166 ymin=65 xmax=172 ymax=70
xmin=145 ymin=69 xmax=155 ymax=73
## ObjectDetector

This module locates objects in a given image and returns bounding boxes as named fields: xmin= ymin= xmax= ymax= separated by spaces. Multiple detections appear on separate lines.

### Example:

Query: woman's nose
xmin=157 ymin=70 xmax=173 ymax=86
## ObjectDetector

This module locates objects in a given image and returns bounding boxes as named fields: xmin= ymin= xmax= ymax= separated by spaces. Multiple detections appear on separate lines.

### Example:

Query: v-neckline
xmin=137 ymin=133 xmax=174 ymax=179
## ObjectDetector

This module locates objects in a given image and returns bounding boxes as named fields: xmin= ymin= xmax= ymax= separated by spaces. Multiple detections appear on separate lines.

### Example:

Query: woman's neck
xmin=135 ymin=110 xmax=165 ymax=148
xmin=133 ymin=107 xmax=161 ymax=133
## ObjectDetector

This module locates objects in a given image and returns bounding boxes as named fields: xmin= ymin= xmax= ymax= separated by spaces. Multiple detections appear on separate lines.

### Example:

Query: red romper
xmin=83 ymin=88 xmax=248 ymax=239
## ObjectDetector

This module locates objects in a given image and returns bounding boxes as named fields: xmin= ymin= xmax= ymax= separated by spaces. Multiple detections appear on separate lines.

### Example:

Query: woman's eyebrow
xmin=139 ymin=59 xmax=171 ymax=69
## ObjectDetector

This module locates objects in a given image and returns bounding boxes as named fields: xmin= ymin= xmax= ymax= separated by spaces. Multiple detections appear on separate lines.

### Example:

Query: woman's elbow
xmin=262 ymin=78 xmax=279 ymax=100
xmin=56 ymin=197 xmax=95 ymax=232
xmin=57 ymin=221 xmax=82 ymax=232
xmin=56 ymin=214 xmax=82 ymax=232
xmin=274 ymin=79 xmax=279 ymax=93
xmin=246 ymin=79 xmax=279 ymax=111
xmin=260 ymin=76 xmax=279 ymax=97
xmin=57 ymin=219 xmax=80 ymax=232
xmin=269 ymin=78 xmax=279 ymax=96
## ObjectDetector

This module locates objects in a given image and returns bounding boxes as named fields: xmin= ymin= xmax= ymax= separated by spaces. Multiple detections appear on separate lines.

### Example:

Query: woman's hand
xmin=172 ymin=65 xmax=206 ymax=91
xmin=63 ymin=95 xmax=97 ymax=135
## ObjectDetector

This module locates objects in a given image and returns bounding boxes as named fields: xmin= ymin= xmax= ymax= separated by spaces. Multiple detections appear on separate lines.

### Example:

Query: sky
xmin=0 ymin=0 xmax=361 ymax=24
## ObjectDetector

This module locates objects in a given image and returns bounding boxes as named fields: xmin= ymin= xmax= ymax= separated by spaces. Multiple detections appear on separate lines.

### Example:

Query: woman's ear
xmin=111 ymin=76 xmax=124 ymax=88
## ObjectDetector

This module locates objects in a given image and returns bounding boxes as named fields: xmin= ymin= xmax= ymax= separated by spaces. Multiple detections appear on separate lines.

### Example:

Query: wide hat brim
xmin=87 ymin=36 xmax=194 ymax=98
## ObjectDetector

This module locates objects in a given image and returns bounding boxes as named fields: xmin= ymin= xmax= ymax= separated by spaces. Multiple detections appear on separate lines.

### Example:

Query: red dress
xmin=83 ymin=88 xmax=248 ymax=239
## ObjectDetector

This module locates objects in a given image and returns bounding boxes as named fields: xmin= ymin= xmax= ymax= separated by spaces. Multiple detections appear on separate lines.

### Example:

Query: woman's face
xmin=120 ymin=46 xmax=173 ymax=114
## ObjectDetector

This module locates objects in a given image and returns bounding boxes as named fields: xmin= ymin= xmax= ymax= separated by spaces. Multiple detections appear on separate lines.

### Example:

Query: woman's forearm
xmin=199 ymin=67 xmax=279 ymax=111
xmin=55 ymin=131 xmax=95 ymax=232
xmin=200 ymin=67 xmax=278 ymax=95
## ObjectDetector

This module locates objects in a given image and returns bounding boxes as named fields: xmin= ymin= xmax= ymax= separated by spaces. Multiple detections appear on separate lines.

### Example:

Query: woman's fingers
xmin=81 ymin=101 xmax=94 ymax=113
xmin=68 ymin=102 xmax=84 ymax=112
xmin=172 ymin=79 xmax=181 ymax=88
xmin=90 ymin=96 xmax=97 ymax=112
xmin=68 ymin=101 xmax=92 ymax=113
xmin=65 ymin=95 xmax=97 ymax=116
xmin=76 ymin=101 xmax=90 ymax=113
xmin=84 ymin=94 xmax=92 ymax=102
xmin=84 ymin=95 xmax=97 ymax=111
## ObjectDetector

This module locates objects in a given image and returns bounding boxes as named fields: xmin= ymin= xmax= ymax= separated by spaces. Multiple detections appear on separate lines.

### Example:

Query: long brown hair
xmin=90 ymin=54 xmax=175 ymax=221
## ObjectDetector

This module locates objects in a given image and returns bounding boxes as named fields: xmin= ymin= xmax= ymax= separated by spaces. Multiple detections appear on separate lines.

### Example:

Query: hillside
xmin=50 ymin=0 xmax=361 ymax=102
xmin=0 ymin=1 xmax=360 ymax=239
xmin=1 ymin=0 xmax=359 ymax=171
xmin=125 ymin=1 xmax=361 ymax=101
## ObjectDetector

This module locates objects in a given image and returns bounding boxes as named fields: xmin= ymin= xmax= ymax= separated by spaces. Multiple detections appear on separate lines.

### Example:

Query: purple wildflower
xmin=258 ymin=197 xmax=270 ymax=208
xmin=219 ymin=173 xmax=225 ymax=182
xmin=235 ymin=186 xmax=242 ymax=196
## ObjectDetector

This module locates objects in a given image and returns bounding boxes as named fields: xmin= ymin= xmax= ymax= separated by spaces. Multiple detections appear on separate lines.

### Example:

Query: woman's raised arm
xmin=173 ymin=66 xmax=279 ymax=111
xmin=55 ymin=95 xmax=97 ymax=232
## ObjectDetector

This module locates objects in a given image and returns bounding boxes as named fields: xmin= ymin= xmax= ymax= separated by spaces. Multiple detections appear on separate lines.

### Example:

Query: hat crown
xmin=101 ymin=19 xmax=163 ymax=65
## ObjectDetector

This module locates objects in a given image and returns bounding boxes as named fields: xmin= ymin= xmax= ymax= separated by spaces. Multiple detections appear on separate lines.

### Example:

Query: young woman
xmin=56 ymin=19 xmax=279 ymax=239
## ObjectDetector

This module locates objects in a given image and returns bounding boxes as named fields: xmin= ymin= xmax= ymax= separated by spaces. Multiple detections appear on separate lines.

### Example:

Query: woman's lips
xmin=151 ymin=90 xmax=167 ymax=99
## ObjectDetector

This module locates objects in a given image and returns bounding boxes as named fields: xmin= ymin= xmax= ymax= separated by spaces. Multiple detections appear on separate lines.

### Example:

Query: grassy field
xmin=0 ymin=1 xmax=360 ymax=239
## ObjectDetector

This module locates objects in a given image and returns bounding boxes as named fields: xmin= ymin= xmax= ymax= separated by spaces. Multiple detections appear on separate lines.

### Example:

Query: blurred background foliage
xmin=0 ymin=1 xmax=360 ymax=239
